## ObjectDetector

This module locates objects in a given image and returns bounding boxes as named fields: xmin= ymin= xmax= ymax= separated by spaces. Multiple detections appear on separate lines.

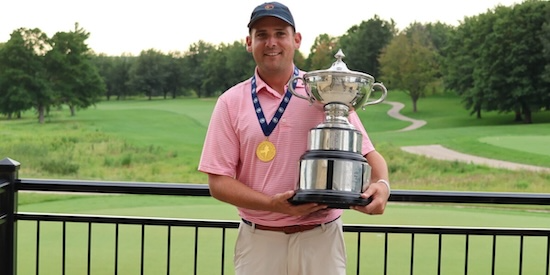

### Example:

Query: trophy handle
xmin=288 ymin=76 xmax=314 ymax=103
xmin=363 ymin=82 xmax=388 ymax=107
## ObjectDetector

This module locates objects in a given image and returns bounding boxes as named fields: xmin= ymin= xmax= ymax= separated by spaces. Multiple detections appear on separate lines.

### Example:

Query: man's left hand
xmin=350 ymin=181 xmax=390 ymax=215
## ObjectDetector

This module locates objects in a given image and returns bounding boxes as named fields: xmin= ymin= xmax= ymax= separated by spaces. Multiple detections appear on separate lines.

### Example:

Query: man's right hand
xmin=271 ymin=190 xmax=328 ymax=217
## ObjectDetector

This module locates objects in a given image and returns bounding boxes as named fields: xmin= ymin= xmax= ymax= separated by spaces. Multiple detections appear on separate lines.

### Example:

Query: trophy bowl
xmin=289 ymin=49 xmax=387 ymax=111
xmin=287 ymin=49 xmax=387 ymax=209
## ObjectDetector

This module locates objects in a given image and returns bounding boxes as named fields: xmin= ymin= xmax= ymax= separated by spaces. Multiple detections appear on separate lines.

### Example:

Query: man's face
xmin=246 ymin=17 xmax=301 ymax=74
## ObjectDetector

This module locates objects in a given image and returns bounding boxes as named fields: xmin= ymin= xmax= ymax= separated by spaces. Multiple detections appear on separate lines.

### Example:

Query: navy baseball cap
xmin=247 ymin=2 xmax=295 ymax=30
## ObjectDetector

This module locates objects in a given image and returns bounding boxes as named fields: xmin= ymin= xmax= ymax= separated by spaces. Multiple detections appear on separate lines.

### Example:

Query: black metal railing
xmin=2 ymin=158 xmax=550 ymax=275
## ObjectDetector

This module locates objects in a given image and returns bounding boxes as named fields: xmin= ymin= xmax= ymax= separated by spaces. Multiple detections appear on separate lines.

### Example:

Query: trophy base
xmin=288 ymin=189 xmax=372 ymax=209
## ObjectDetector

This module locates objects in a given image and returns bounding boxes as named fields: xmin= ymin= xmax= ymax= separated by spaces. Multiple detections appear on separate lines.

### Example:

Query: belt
xmin=241 ymin=217 xmax=339 ymax=234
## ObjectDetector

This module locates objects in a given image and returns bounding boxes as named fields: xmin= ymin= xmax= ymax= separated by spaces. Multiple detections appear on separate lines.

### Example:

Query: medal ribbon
xmin=251 ymin=67 xmax=299 ymax=137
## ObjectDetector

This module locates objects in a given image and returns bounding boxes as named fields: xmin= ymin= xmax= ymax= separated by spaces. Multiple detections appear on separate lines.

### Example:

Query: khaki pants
xmin=234 ymin=218 xmax=346 ymax=275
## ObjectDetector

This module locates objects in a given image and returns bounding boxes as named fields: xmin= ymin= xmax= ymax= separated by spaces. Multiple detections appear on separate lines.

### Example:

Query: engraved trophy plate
xmin=288 ymin=49 xmax=387 ymax=209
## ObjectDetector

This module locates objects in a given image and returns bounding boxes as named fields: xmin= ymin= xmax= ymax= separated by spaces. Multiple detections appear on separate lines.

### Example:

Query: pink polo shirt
xmin=198 ymin=67 xmax=375 ymax=227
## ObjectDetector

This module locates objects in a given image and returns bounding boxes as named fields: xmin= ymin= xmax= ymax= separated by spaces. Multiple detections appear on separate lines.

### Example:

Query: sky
xmin=1 ymin=0 xmax=521 ymax=57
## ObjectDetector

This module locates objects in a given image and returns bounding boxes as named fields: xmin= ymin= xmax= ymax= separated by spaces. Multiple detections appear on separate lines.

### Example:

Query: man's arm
xmin=351 ymin=150 xmax=390 ymax=214
xmin=208 ymin=173 xmax=327 ymax=216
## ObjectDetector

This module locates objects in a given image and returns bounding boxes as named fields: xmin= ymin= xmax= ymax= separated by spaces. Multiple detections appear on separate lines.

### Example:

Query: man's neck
xmin=257 ymin=66 xmax=295 ymax=95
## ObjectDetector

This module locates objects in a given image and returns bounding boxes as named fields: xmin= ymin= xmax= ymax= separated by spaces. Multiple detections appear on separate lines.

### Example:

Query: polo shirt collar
xmin=253 ymin=66 xmax=304 ymax=97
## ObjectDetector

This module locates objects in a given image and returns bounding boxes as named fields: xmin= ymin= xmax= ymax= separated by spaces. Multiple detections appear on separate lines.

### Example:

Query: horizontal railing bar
xmin=16 ymin=213 xmax=239 ymax=229
xmin=343 ymin=224 xmax=550 ymax=236
xmin=16 ymin=212 xmax=550 ymax=236
xmin=17 ymin=179 xmax=550 ymax=205
xmin=16 ymin=179 xmax=211 ymax=196
xmin=390 ymin=190 xmax=550 ymax=205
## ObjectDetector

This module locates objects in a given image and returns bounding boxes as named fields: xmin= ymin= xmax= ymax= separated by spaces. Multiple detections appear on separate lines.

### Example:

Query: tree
xmin=221 ymin=41 xmax=255 ymax=89
xmin=164 ymin=51 xmax=188 ymax=99
xmin=46 ymin=23 xmax=105 ymax=116
xmin=0 ymin=70 xmax=33 ymax=119
xmin=306 ymin=34 xmax=338 ymax=70
xmin=443 ymin=14 xmax=485 ymax=118
xmin=424 ymin=22 xmax=454 ymax=58
xmin=337 ymin=15 xmax=397 ymax=76
xmin=184 ymin=41 xmax=216 ymax=98
xmin=293 ymin=49 xmax=307 ymax=71
xmin=0 ymin=40 xmax=29 ymax=118
xmin=92 ymin=54 xmax=136 ymax=100
xmin=379 ymin=25 xmax=439 ymax=112
xmin=92 ymin=54 xmax=115 ymax=99
xmin=130 ymin=49 xmax=169 ymax=100
xmin=444 ymin=1 xmax=550 ymax=123
xmin=111 ymin=55 xmax=135 ymax=100
xmin=0 ymin=28 xmax=53 ymax=123
xmin=201 ymin=46 xmax=228 ymax=98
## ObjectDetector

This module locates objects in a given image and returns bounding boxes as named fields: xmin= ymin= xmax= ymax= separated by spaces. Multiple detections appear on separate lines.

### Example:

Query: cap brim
xmin=248 ymin=15 xmax=294 ymax=29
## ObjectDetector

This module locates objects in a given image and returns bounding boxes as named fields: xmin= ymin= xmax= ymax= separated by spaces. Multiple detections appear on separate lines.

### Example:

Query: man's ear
xmin=294 ymin=32 xmax=302 ymax=50
xmin=245 ymin=36 xmax=252 ymax=53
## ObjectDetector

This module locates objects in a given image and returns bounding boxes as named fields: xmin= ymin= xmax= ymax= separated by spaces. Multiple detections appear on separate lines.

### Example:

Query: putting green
xmin=479 ymin=135 xmax=550 ymax=156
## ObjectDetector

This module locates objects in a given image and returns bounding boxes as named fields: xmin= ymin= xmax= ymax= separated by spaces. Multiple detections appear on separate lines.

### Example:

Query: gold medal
xmin=256 ymin=140 xmax=276 ymax=162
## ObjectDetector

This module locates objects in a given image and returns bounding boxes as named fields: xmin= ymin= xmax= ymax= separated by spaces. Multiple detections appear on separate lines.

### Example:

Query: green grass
xmin=358 ymin=91 xmax=550 ymax=169
xmin=479 ymin=135 xmax=550 ymax=156
xmin=79 ymin=98 xmax=216 ymax=147
xmin=0 ymin=98 xmax=217 ymax=183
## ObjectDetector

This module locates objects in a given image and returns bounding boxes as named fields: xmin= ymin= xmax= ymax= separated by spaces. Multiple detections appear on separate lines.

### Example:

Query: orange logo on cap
xmin=264 ymin=4 xmax=275 ymax=10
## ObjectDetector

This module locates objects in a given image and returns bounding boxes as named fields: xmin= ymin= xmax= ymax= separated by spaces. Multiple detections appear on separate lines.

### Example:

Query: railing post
xmin=0 ymin=157 xmax=20 ymax=275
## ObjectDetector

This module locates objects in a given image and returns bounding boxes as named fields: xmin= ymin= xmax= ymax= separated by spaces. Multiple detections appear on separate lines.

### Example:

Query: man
xmin=198 ymin=2 xmax=390 ymax=274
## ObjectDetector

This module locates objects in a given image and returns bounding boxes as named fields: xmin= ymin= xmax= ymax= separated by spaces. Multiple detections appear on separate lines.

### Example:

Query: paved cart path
xmin=384 ymin=101 xmax=550 ymax=172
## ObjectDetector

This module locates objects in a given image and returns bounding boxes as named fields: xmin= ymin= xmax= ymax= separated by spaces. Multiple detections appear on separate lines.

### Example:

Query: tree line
xmin=1 ymin=0 xmax=549 ymax=124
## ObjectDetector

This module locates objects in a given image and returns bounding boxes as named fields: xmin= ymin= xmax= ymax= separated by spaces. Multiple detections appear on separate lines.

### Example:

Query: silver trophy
xmin=288 ymin=49 xmax=387 ymax=208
